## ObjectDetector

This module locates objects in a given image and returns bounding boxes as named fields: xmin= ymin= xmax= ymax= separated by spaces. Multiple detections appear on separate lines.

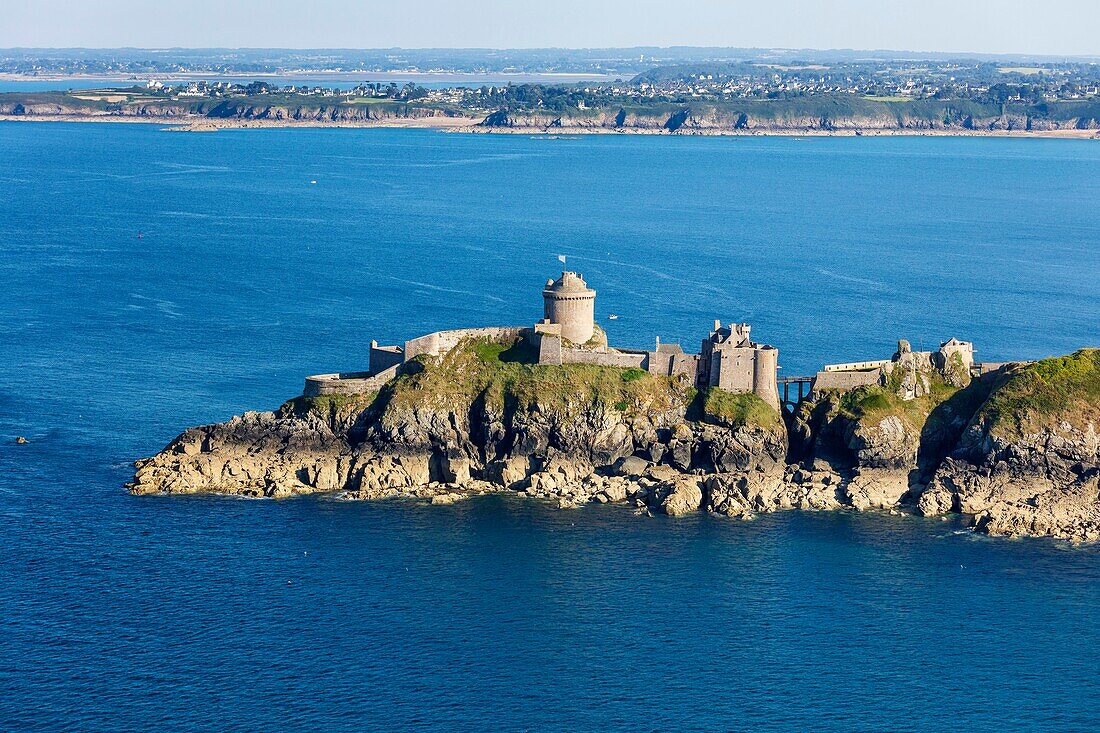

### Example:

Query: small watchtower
xmin=542 ymin=271 xmax=596 ymax=344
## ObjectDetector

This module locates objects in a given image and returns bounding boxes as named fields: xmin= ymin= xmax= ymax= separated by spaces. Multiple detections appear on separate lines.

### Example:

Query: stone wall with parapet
xmin=369 ymin=344 xmax=404 ymax=374
xmin=560 ymin=347 xmax=647 ymax=369
xmin=404 ymin=326 xmax=527 ymax=360
xmin=304 ymin=364 xmax=401 ymax=397
xmin=813 ymin=369 xmax=882 ymax=393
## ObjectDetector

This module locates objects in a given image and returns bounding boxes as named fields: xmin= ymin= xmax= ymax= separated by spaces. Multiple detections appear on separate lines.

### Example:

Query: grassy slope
xmin=979 ymin=349 xmax=1100 ymax=438
xmin=836 ymin=376 xmax=959 ymax=432
xmin=703 ymin=388 xmax=782 ymax=429
xmin=388 ymin=337 xmax=696 ymax=418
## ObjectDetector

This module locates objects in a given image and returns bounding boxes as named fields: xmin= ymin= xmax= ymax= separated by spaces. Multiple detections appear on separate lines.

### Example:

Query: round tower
xmin=543 ymin=271 xmax=596 ymax=344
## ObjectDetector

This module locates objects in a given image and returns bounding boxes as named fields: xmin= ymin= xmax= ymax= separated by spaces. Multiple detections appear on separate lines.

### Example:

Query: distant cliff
xmin=130 ymin=335 xmax=1100 ymax=543
xmin=0 ymin=92 xmax=472 ymax=123
xmin=4 ymin=91 xmax=1100 ymax=135
xmin=477 ymin=98 xmax=1100 ymax=133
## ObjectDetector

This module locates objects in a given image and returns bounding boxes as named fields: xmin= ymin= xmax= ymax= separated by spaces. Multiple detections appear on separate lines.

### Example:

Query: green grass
xmin=386 ymin=336 xmax=695 ymax=417
xmin=472 ymin=337 xmax=538 ymax=365
xmin=980 ymin=349 xmax=1100 ymax=437
xmin=702 ymin=388 xmax=781 ymax=429
xmin=837 ymin=373 xmax=961 ymax=432
xmin=472 ymin=340 xmax=509 ymax=363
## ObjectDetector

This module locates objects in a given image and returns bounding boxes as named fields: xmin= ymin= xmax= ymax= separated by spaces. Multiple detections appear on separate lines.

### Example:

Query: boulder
xmin=613 ymin=455 xmax=650 ymax=477
xmin=658 ymin=478 xmax=704 ymax=517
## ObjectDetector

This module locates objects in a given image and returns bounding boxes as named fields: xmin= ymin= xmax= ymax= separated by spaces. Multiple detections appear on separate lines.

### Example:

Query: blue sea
xmin=1 ymin=122 xmax=1098 ymax=732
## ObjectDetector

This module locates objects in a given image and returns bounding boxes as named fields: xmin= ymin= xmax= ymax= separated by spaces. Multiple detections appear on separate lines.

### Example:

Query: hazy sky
xmin=2 ymin=0 xmax=1098 ymax=56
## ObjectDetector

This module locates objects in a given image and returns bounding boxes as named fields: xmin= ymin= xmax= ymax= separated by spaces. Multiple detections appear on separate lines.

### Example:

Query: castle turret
xmin=543 ymin=271 xmax=595 ymax=344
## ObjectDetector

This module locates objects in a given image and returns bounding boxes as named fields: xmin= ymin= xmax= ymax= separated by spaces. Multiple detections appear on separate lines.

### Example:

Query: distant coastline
xmin=0 ymin=71 xmax=621 ymax=85
xmin=2 ymin=113 xmax=1098 ymax=139
xmin=4 ymin=76 xmax=1100 ymax=138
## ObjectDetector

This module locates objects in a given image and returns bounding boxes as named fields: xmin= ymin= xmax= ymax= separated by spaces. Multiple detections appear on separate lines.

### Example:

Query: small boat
xmin=608 ymin=314 xmax=619 ymax=320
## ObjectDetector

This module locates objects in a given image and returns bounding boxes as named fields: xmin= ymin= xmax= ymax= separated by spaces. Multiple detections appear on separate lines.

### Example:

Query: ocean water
xmin=0 ymin=122 xmax=1098 ymax=732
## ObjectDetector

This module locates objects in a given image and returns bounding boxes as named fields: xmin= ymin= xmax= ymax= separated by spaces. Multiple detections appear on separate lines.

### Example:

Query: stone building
xmin=306 ymin=269 xmax=783 ymax=410
xmin=529 ymin=272 xmax=778 ymax=408
xmin=541 ymin=271 xmax=596 ymax=345
xmin=696 ymin=322 xmax=781 ymax=411
xmin=812 ymin=337 xmax=976 ymax=398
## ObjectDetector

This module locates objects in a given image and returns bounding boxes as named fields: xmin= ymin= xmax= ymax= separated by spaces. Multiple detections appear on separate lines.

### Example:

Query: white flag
xmin=557 ymin=254 xmax=567 ymax=264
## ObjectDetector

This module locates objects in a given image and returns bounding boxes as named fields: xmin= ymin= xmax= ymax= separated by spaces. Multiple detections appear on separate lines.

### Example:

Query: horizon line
xmin=1 ymin=45 xmax=1098 ymax=62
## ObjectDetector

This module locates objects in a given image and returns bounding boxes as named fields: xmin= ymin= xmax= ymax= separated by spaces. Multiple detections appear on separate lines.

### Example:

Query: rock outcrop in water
xmin=130 ymin=341 xmax=1100 ymax=543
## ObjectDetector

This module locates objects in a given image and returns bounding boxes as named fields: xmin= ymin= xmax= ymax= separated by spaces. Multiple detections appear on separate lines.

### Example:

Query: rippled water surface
xmin=0 ymin=123 xmax=1098 ymax=731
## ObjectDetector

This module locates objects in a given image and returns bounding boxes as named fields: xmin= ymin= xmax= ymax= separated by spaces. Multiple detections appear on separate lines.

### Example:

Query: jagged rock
xmin=436 ymin=454 xmax=471 ymax=485
xmin=847 ymin=415 xmax=920 ymax=470
xmin=614 ymin=455 xmax=651 ymax=477
xmin=485 ymin=456 xmax=529 ymax=487
xmin=430 ymin=493 xmax=469 ymax=506
xmin=845 ymin=469 xmax=911 ymax=510
xmin=595 ymin=484 xmax=629 ymax=503
xmin=657 ymin=477 xmax=704 ymax=516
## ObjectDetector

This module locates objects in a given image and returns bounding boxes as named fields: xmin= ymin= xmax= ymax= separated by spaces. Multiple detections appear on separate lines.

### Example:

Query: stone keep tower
xmin=543 ymin=271 xmax=596 ymax=344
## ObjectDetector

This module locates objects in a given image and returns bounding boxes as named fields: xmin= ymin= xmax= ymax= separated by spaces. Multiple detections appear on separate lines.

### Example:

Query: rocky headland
xmin=3 ymin=92 xmax=1100 ymax=138
xmin=130 ymin=339 xmax=1100 ymax=543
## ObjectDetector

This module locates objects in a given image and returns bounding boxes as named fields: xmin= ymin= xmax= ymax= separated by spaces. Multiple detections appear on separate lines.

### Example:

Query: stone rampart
xmin=813 ymin=369 xmax=882 ymax=392
xmin=823 ymin=359 xmax=891 ymax=373
xmin=404 ymin=326 xmax=526 ymax=360
xmin=304 ymin=364 xmax=401 ymax=397
xmin=369 ymin=344 xmax=404 ymax=374
xmin=560 ymin=348 xmax=646 ymax=369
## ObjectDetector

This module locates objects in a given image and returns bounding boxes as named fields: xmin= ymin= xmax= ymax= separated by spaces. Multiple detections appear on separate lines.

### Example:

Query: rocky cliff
xmin=5 ymin=92 xmax=1100 ymax=135
xmin=0 ymin=95 xmax=472 ymax=123
xmin=131 ymin=340 xmax=1100 ymax=543
xmin=477 ymin=99 xmax=1100 ymax=134
xmin=917 ymin=350 xmax=1100 ymax=541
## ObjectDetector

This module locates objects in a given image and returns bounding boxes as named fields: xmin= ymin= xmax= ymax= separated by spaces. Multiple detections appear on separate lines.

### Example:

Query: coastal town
xmin=11 ymin=56 xmax=1100 ymax=111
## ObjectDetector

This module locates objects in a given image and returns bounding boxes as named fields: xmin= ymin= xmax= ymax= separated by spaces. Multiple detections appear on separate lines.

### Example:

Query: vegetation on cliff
xmin=5 ymin=86 xmax=1100 ymax=132
xmin=283 ymin=392 xmax=377 ymax=421
xmin=702 ymin=388 xmax=781 ymax=429
xmin=386 ymin=337 xmax=696 ymax=417
xmin=835 ymin=376 xmax=959 ymax=433
xmin=979 ymin=349 xmax=1100 ymax=438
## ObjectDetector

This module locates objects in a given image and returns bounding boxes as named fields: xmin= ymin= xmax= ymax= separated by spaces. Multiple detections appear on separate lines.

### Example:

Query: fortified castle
xmin=305 ymin=271 xmax=781 ymax=410
xmin=304 ymin=270 xmax=982 ymax=412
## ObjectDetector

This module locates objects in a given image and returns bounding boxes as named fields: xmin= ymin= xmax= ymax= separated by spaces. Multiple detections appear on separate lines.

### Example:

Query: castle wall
xmin=404 ymin=326 xmax=526 ymax=360
xmin=715 ymin=348 xmax=756 ymax=393
xmin=671 ymin=353 xmax=700 ymax=379
xmin=369 ymin=345 xmax=404 ymax=374
xmin=560 ymin=348 xmax=646 ymax=369
xmin=539 ymin=333 xmax=563 ymax=365
xmin=938 ymin=340 xmax=975 ymax=374
xmin=813 ymin=369 xmax=882 ymax=392
xmin=646 ymin=351 xmax=675 ymax=376
xmin=823 ymin=359 xmax=891 ymax=372
xmin=303 ymin=364 xmax=401 ymax=397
